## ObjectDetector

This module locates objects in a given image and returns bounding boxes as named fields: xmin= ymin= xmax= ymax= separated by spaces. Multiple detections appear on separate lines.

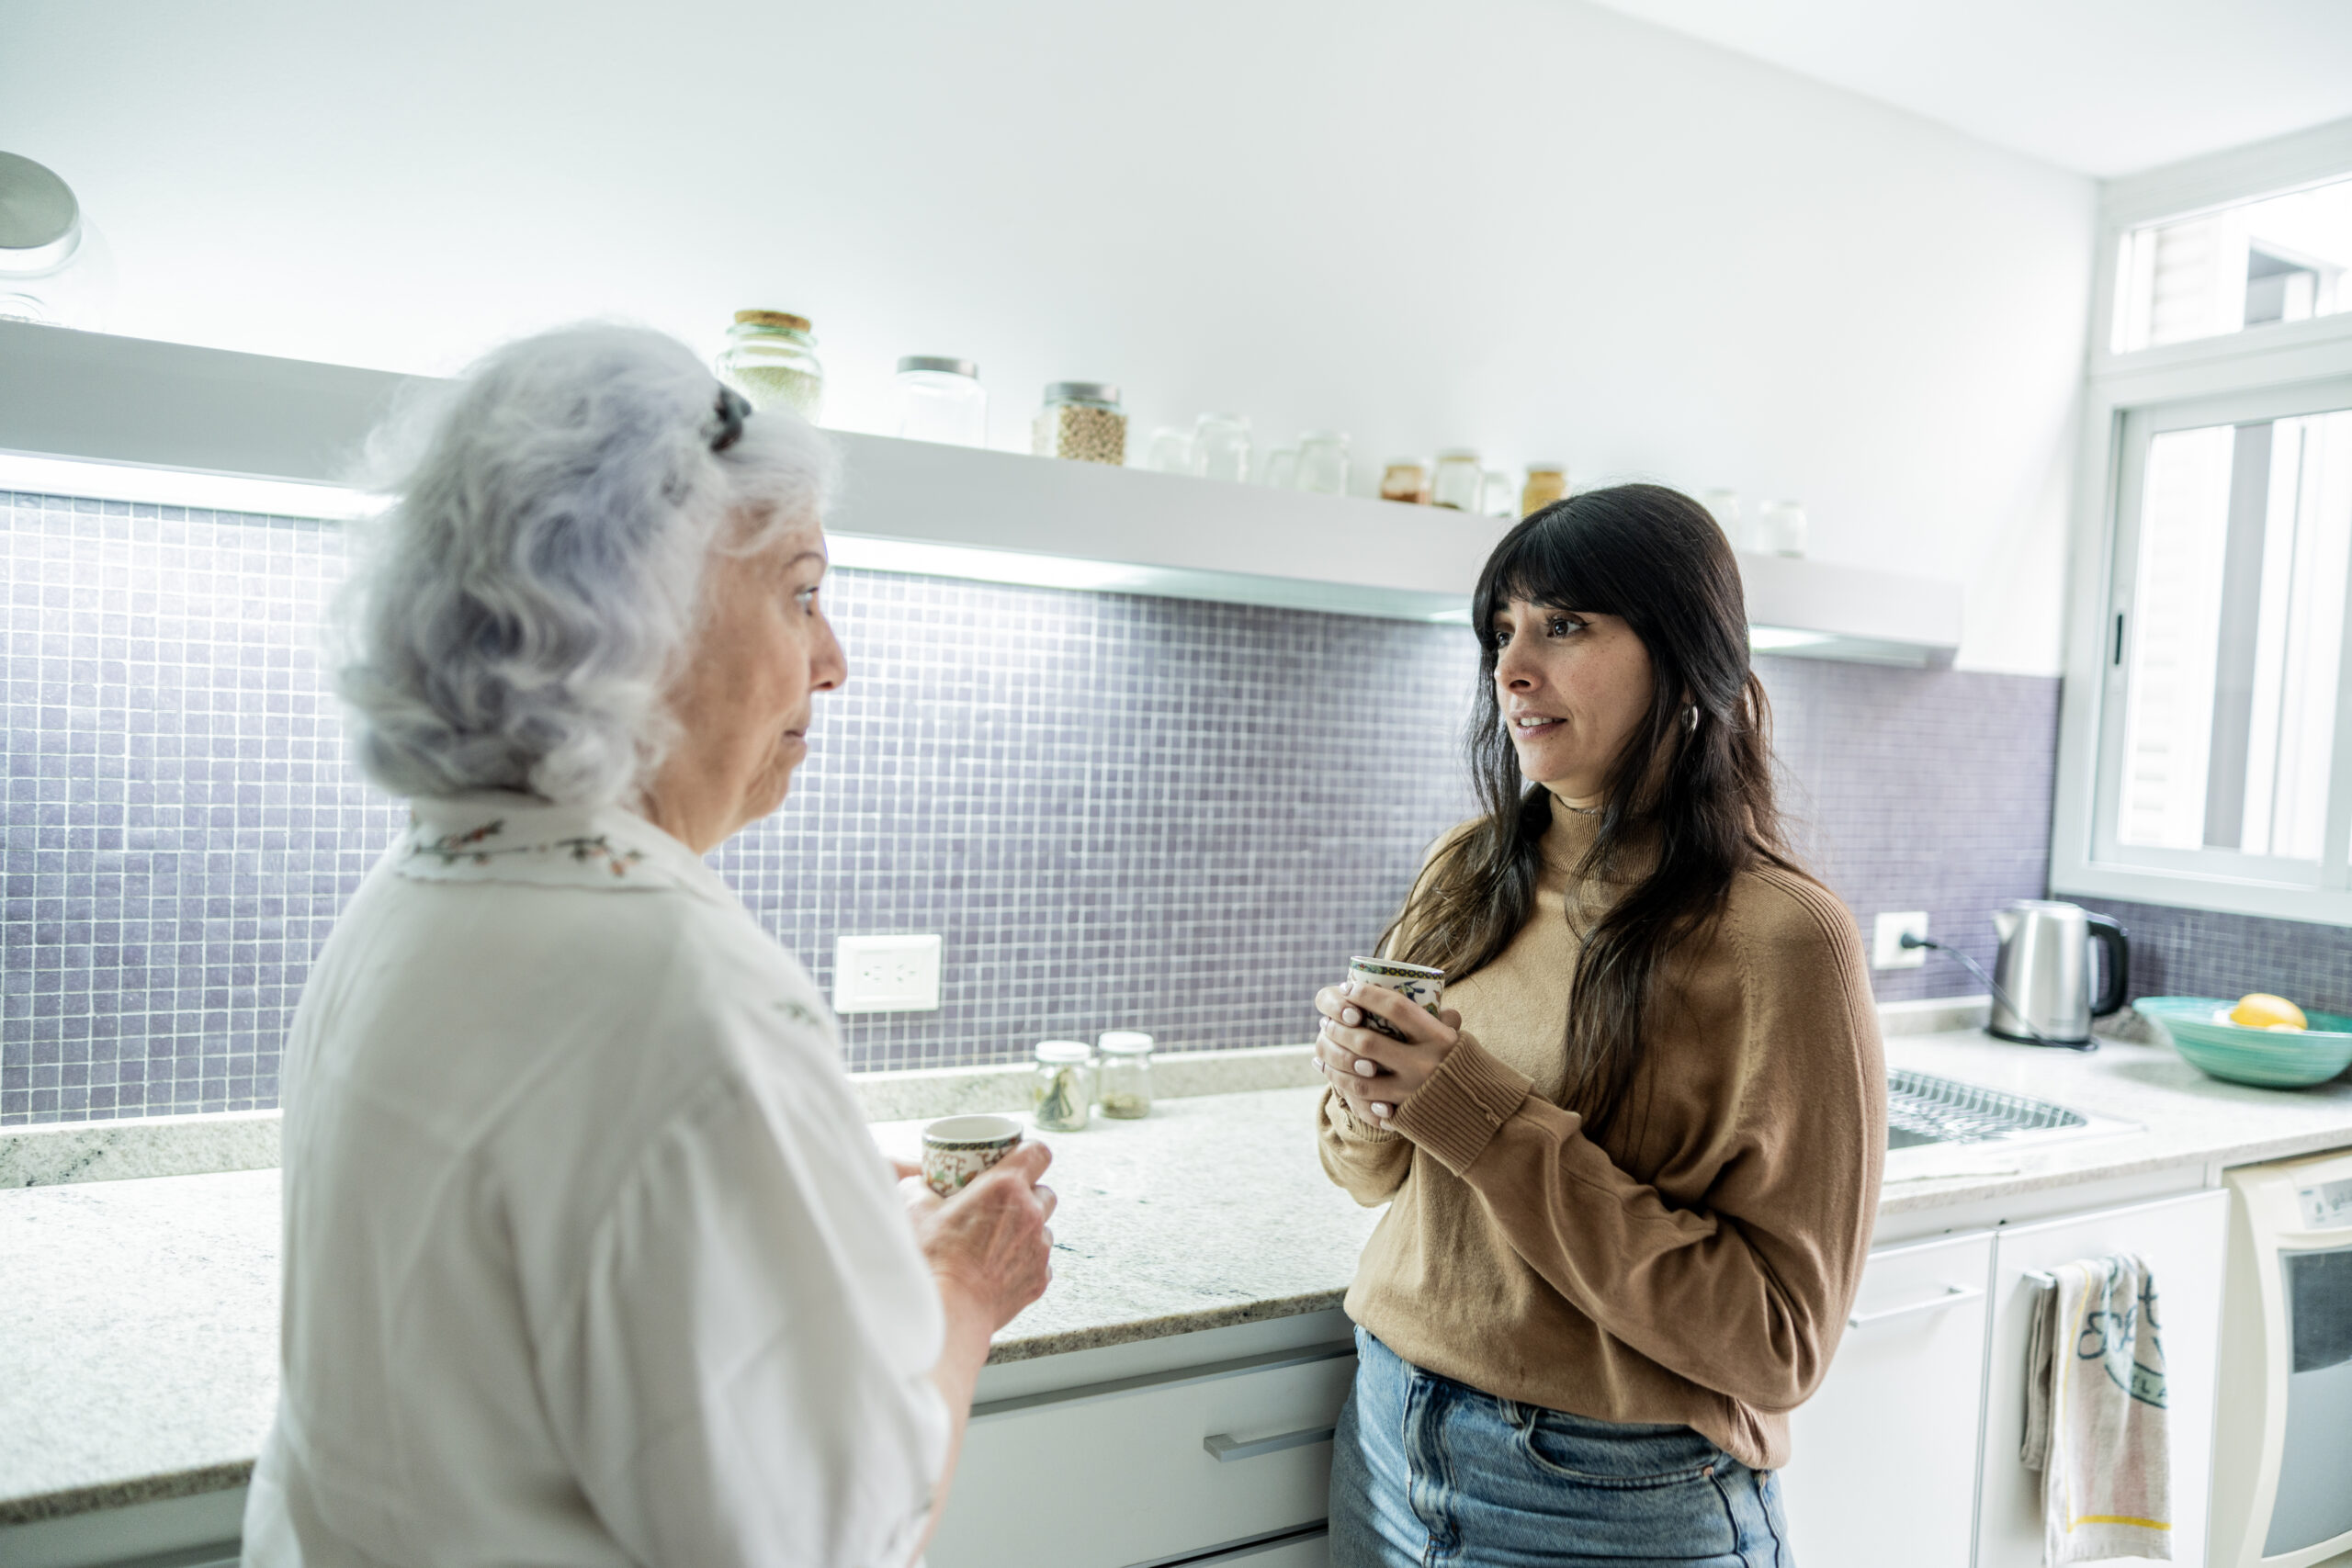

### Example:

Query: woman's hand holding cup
xmin=915 ymin=1139 xmax=1057 ymax=1333
xmin=1316 ymin=964 xmax=1461 ymax=1124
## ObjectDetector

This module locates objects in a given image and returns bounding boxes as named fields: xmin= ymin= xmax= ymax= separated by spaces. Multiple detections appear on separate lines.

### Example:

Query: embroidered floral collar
xmin=393 ymin=793 xmax=731 ymax=904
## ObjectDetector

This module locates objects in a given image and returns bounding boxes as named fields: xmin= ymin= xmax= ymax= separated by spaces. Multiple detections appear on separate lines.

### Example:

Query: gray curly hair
xmin=336 ymin=322 xmax=835 ymax=807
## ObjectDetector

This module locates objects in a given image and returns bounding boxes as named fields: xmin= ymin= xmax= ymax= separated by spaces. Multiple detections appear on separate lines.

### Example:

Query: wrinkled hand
xmin=913 ymin=1141 xmax=1057 ymax=1332
xmin=1314 ymin=980 xmax=1462 ymax=1125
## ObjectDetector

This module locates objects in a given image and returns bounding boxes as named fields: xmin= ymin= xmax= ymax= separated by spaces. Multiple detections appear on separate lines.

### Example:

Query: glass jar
xmin=1700 ymin=489 xmax=1746 ymax=548
xmin=1481 ymin=468 xmax=1514 ymax=519
xmin=1032 ymin=1040 xmax=1095 ymax=1131
xmin=1431 ymin=450 xmax=1482 ymax=510
xmin=1758 ymin=499 xmax=1808 ymax=557
xmin=1380 ymin=460 xmax=1430 ymax=504
xmin=893 ymin=356 xmax=988 ymax=447
xmin=1034 ymin=382 xmax=1127 ymax=465
xmin=1261 ymin=446 xmax=1300 ymax=489
xmin=1521 ymin=462 xmax=1568 ymax=515
xmin=1295 ymin=431 xmax=1351 ymax=495
xmin=1146 ymin=425 xmax=1200 ymax=475
xmin=716 ymin=310 xmax=824 ymax=421
xmin=1097 ymin=1032 xmax=1155 ymax=1118
xmin=1193 ymin=412 xmax=1251 ymax=482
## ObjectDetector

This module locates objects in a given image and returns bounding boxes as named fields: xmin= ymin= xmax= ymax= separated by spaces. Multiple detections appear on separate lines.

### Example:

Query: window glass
xmin=2117 ymin=410 xmax=2352 ymax=858
xmin=2114 ymin=175 xmax=2352 ymax=352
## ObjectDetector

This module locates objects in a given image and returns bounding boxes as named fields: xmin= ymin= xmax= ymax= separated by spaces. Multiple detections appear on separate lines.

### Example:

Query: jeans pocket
xmin=1512 ymin=1406 xmax=1726 ymax=1491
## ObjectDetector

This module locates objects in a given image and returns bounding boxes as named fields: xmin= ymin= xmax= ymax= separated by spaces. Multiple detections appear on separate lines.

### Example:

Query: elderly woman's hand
xmin=1315 ymin=981 xmax=1463 ymax=1124
xmin=914 ymin=1141 xmax=1057 ymax=1333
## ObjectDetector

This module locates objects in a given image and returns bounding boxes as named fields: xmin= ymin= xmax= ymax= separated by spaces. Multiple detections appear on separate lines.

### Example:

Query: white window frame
xmin=2052 ymin=115 xmax=2352 ymax=926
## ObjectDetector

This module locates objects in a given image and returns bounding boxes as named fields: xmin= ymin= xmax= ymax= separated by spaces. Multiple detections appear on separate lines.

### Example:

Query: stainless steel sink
xmin=1885 ymin=1068 xmax=2089 ymax=1150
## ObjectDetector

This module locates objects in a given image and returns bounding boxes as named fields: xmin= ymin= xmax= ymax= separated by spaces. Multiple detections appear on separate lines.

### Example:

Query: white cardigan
xmin=242 ymin=793 xmax=947 ymax=1567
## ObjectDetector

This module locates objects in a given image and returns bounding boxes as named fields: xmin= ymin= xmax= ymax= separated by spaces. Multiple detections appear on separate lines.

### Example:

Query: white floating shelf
xmin=0 ymin=323 xmax=1960 ymax=662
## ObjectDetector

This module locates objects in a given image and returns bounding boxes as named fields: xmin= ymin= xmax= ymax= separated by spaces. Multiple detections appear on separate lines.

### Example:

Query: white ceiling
xmin=1583 ymin=0 xmax=2352 ymax=178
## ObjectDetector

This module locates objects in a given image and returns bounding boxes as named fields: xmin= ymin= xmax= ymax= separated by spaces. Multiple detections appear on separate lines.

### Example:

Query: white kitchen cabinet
xmin=929 ymin=1341 xmax=1357 ymax=1568
xmin=1975 ymin=1189 xmax=2231 ymax=1568
xmin=1782 ymin=1229 xmax=1996 ymax=1568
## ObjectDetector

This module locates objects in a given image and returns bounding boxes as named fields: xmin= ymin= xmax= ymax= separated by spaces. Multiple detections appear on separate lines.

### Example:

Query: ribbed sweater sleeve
xmin=1316 ymin=1087 xmax=1414 ymax=1206
xmin=1386 ymin=869 xmax=1884 ymax=1416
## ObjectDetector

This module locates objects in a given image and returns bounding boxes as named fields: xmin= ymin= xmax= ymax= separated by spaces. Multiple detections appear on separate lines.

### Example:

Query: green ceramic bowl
xmin=2135 ymin=996 xmax=2352 ymax=1089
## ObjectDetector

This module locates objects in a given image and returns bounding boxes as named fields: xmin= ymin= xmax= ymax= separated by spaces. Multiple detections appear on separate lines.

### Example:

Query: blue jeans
xmin=1330 ymin=1327 xmax=1792 ymax=1567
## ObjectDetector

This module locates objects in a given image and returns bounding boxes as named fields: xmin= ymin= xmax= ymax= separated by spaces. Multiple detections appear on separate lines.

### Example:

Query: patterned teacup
xmin=922 ymin=1114 xmax=1023 ymax=1198
xmin=1346 ymin=957 xmax=1447 ymax=1041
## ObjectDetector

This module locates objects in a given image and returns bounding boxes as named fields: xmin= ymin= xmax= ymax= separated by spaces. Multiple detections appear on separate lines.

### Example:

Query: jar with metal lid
xmin=717 ymin=310 xmax=824 ymax=421
xmin=893 ymin=356 xmax=988 ymax=447
xmin=1034 ymin=382 xmax=1127 ymax=465
xmin=1032 ymin=1040 xmax=1095 ymax=1130
xmin=1431 ymin=450 xmax=1482 ymax=510
xmin=1096 ymin=1032 xmax=1155 ymax=1119
xmin=1521 ymin=462 xmax=1568 ymax=515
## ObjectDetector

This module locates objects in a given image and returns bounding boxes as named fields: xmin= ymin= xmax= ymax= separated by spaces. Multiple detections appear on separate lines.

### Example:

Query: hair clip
xmin=707 ymin=385 xmax=752 ymax=454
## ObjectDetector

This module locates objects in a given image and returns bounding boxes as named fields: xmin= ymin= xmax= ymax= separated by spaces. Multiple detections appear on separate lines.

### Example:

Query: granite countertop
xmin=8 ymin=1028 xmax=2352 ymax=1526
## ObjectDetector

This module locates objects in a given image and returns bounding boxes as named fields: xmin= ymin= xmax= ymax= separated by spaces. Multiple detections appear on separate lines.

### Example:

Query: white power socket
xmin=833 ymin=933 xmax=943 ymax=1013
xmin=1871 ymin=911 xmax=1929 ymax=970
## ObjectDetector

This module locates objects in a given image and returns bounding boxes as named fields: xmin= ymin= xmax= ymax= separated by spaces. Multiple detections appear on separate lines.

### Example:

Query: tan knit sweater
xmin=1318 ymin=803 xmax=1885 ymax=1471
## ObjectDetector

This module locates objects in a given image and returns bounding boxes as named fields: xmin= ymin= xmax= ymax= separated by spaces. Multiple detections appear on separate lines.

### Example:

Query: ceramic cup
xmin=1345 ymin=956 xmax=1446 ymax=1041
xmin=921 ymin=1113 xmax=1023 ymax=1198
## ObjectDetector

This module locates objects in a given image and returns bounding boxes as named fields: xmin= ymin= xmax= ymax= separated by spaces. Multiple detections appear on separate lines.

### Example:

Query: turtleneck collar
xmin=1538 ymin=788 xmax=1657 ymax=886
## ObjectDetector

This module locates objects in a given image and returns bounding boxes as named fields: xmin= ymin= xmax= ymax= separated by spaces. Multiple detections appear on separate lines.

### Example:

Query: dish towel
xmin=2022 ymin=1253 xmax=2172 ymax=1564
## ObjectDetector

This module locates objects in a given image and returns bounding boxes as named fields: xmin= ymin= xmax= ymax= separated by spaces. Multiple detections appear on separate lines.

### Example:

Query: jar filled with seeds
xmin=1521 ymin=462 xmax=1568 ymax=515
xmin=716 ymin=310 xmax=824 ymax=421
xmin=1032 ymin=1040 xmax=1095 ymax=1131
xmin=1034 ymin=382 xmax=1127 ymax=465
xmin=1096 ymin=1032 xmax=1155 ymax=1119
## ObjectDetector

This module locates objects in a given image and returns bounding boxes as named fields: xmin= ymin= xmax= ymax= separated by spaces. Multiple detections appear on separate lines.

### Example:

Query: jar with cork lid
xmin=1033 ymin=382 xmax=1127 ymax=465
xmin=716 ymin=310 xmax=824 ymax=422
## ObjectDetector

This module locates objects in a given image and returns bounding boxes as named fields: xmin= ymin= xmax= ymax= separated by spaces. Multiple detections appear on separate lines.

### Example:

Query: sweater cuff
xmin=1391 ymin=1032 xmax=1533 ymax=1175
xmin=1323 ymin=1086 xmax=1402 ymax=1144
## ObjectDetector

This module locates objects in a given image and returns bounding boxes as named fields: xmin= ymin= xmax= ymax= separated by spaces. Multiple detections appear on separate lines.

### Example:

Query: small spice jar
xmin=1032 ymin=1040 xmax=1095 ymax=1131
xmin=893 ymin=356 xmax=988 ymax=447
xmin=1096 ymin=1032 xmax=1155 ymax=1119
xmin=1380 ymin=460 xmax=1430 ymax=504
xmin=1034 ymin=382 xmax=1127 ymax=465
xmin=1521 ymin=462 xmax=1568 ymax=515
xmin=716 ymin=310 xmax=824 ymax=421
xmin=1431 ymin=450 xmax=1482 ymax=510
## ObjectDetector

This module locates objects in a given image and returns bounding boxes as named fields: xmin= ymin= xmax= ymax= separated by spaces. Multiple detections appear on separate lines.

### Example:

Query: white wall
xmin=0 ymin=0 xmax=2096 ymax=671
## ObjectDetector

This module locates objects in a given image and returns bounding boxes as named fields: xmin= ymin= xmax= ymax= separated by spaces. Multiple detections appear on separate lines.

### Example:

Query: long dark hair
xmin=1383 ymin=483 xmax=1794 ymax=1142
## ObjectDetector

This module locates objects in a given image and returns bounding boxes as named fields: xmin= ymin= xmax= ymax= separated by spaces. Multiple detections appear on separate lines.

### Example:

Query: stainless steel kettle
xmin=1989 ymin=900 xmax=2129 ymax=1045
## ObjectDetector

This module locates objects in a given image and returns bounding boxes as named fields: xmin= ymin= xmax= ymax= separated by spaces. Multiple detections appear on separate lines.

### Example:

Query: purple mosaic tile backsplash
xmin=11 ymin=487 xmax=2321 ymax=1127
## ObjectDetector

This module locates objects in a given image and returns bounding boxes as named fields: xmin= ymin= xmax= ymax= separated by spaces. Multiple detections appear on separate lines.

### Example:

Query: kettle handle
xmin=2085 ymin=911 xmax=2130 ymax=1017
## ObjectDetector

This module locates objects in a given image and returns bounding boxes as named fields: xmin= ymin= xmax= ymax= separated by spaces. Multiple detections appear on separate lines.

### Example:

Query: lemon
xmin=2232 ymin=993 xmax=2309 ymax=1031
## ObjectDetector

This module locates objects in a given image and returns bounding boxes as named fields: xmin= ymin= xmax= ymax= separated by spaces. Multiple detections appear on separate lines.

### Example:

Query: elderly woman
xmin=241 ymin=324 xmax=1055 ymax=1566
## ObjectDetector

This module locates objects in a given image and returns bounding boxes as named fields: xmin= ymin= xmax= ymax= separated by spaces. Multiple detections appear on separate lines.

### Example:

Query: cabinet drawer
xmin=1782 ymin=1229 xmax=1994 ymax=1568
xmin=930 ymin=1343 xmax=1357 ymax=1568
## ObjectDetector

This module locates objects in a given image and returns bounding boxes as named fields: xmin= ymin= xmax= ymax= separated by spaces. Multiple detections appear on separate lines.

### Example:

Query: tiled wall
xmin=0 ymin=487 xmax=2196 ymax=1127
xmin=2073 ymin=897 xmax=2352 ymax=1019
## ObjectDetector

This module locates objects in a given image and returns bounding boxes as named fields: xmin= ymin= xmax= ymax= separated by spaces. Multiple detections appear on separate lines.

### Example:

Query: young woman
xmin=1313 ymin=484 xmax=1885 ymax=1567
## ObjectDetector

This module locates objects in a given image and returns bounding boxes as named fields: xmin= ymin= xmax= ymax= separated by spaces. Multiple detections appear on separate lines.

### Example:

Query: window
xmin=2057 ymin=128 xmax=2352 ymax=925
xmin=2112 ymin=175 xmax=2352 ymax=353
xmin=2102 ymin=391 xmax=2352 ymax=881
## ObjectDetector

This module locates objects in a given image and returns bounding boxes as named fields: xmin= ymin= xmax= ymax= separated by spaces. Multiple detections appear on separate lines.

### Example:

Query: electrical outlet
xmin=1872 ymin=911 xmax=1929 ymax=970
xmin=833 ymin=933 xmax=943 ymax=1013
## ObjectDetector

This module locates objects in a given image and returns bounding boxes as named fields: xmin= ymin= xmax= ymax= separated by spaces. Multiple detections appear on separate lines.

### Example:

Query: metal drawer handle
xmin=1848 ymin=1283 xmax=1984 ymax=1329
xmin=1204 ymin=1425 xmax=1338 ymax=1462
